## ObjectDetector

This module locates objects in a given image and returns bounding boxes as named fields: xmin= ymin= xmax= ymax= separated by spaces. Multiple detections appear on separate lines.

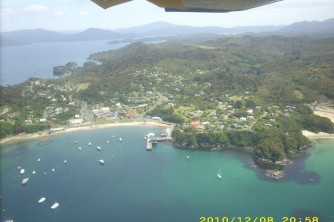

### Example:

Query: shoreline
xmin=0 ymin=120 xmax=171 ymax=146
xmin=302 ymin=130 xmax=334 ymax=140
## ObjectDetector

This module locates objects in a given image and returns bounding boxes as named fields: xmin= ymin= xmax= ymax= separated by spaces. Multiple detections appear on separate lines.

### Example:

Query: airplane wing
xmin=91 ymin=0 xmax=282 ymax=12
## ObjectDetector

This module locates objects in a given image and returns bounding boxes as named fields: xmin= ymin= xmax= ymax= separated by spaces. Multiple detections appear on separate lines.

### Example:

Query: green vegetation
xmin=1 ymin=35 xmax=334 ymax=164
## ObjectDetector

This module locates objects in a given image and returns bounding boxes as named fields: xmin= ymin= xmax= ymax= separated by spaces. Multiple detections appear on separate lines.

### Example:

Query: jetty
xmin=146 ymin=124 xmax=175 ymax=150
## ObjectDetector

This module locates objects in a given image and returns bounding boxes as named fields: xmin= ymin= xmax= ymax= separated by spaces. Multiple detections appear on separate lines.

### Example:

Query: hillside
xmin=1 ymin=35 xmax=334 ymax=165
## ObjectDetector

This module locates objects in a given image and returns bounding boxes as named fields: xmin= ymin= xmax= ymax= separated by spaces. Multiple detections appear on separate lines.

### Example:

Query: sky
xmin=1 ymin=0 xmax=334 ymax=32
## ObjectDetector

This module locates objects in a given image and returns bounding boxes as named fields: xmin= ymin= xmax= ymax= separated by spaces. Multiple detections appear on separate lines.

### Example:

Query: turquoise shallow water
xmin=1 ymin=126 xmax=334 ymax=222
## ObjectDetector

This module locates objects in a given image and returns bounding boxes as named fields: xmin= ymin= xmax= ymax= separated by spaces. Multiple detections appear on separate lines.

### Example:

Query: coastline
xmin=302 ymin=130 xmax=334 ymax=140
xmin=0 ymin=120 xmax=171 ymax=146
xmin=302 ymin=104 xmax=334 ymax=140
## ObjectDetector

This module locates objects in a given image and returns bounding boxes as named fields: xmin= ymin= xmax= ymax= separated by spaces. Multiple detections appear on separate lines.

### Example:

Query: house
xmin=151 ymin=116 xmax=162 ymax=121
xmin=239 ymin=117 xmax=247 ymax=122
xmin=69 ymin=118 xmax=83 ymax=127
xmin=190 ymin=121 xmax=203 ymax=129
xmin=123 ymin=111 xmax=137 ymax=118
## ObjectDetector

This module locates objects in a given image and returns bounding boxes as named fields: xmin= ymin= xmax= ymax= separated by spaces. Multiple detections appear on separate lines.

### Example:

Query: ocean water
xmin=0 ymin=40 xmax=127 ymax=86
xmin=1 ymin=126 xmax=334 ymax=222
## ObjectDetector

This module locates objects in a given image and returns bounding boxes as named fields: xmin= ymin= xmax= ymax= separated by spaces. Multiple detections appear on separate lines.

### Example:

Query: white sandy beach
xmin=303 ymin=104 xmax=334 ymax=140
xmin=0 ymin=121 xmax=171 ymax=146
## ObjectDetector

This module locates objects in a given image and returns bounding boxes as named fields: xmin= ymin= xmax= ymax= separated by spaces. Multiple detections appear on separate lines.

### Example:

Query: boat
xmin=32 ymin=171 xmax=36 ymax=175
xmin=17 ymin=165 xmax=21 ymax=170
xmin=98 ymin=159 xmax=105 ymax=164
xmin=107 ymin=140 xmax=110 ymax=144
xmin=217 ymin=169 xmax=223 ymax=179
xmin=74 ymin=140 xmax=77 ymax=144
xmin=78 ymin=147 xmax=82 ymax=150
xmin=64 ymin=160 xmax=67 ymax=164
xmin=22 ymin=178 xmax=29 ymax=184
xmin=96 ymin=146 xmax=101 ymax=151
xmin=37 ymin=158 xmax=41 ymax=162
xmin=88 ymin=142 xmax=91 ymax=146
xmin=52 ymin=168 xmax=55 ymax=172
xmin=51 ymin=202 xmax=59 ymax=209
xmin=186 ymin=155 xmax=190 ymax=159
xmin=20 ymin=169 xmax=25 ymax=174
xmin=38 ymin=197 xmax=46 ymax=203
xmin=119 ymin=137 xmax=122 ymax=142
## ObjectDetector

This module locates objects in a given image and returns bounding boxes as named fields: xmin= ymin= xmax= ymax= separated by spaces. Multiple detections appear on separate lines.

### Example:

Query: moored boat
xmin=51 ymin=202 xmax=59 ymax=209
xmin=22 ymin=178 xmax=29 ymax=184
xmin=38 ymin=197 xmax=46 ymax=203
xmin=99 ymin=159 xmax=105 ymax=164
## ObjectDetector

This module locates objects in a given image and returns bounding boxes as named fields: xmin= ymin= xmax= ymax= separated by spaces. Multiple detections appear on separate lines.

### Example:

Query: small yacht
xmin=17 ymin=165 xmax=21 ymax=170
xmin=37 ymin=158 xmax=41 ymax=162
xmin=64 ymin=160 xmax=67 ymax=164
xmin=52 ymin=168 xmax=55 ymax=172
xmin=32 ymin=171 xmax=36 ymax=175
xmin=99 ymin=159 xmax=105 ymax=164
xmin=78 ymin=147 xmax=82 ymax=150
xmin=38 ymin=197 xmax=46 ymax=203
xmin=96 ymin=146 xmax=101 ymax=151
xmin=20 ymin=169 xmax=25 ymax=174
xmin=119 ymin=137 xmax=122 ymax=142
xmin=186 ymin=155 xmax=190 ymax=159
xmin=107 ymin=140 xmax=110 ymax=144
xmin=217 ymin=169 xmax=223 ymax=179
xmin=88 ymin=142 xmax=91 ymax=146
xmin=22 ymin=178 xmax=29 ymax=184
xmin=74 ymin=140 xmax=77 ymax=144
xmin=51 ymin=202 xmax=59 ymax=209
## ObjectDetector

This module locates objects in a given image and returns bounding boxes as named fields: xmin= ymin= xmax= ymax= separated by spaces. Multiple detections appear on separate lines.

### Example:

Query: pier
xmin=146 ymin=124 xmax=175 ymax=150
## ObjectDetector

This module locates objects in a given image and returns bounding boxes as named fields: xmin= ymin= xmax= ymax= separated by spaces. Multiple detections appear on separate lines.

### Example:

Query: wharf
xmin=146 ymin=124 xmax=175 ymax=150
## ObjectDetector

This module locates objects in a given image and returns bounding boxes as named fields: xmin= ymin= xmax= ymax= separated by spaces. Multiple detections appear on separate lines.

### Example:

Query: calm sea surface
xmin=1 ymin=126 xmax=334 ymax=222
xmin=0 ymin=41 xmax=127 ymax=86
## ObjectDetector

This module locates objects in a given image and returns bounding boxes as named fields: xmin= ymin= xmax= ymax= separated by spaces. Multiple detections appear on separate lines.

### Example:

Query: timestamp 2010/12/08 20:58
xmin=199 ymin=216 xmax=319 ymax=222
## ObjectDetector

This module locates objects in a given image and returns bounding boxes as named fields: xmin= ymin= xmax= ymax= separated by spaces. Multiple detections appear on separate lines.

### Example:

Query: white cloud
xmin=24 ymin=4 xmax=49 ymax=14
xmin=0 ymin=8 xmax=13 ymax=16
xmin=53 ymin=11 xmax=65 ymax=16
xmin=78 ymin=11 xmax=89 ymax=16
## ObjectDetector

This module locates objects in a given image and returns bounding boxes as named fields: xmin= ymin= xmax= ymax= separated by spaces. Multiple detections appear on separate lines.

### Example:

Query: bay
xmin=0 ymin=40 xmax=127 ymax=86
xmin=1 ymin=126 xmax=333 ymax=222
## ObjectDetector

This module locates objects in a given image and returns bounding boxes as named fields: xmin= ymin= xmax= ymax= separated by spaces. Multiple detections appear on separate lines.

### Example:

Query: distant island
xmin=1 ymin=34 xmax=334 ymax=178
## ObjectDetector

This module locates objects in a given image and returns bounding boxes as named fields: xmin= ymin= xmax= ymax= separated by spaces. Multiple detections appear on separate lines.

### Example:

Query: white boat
xmin=51 ymin=202 xmax=59 ymax=209
xmin=32 ymin=171 xmax=36 ymax=175
xmin=52 ymin=168 xmax=55 ymax=172
xmin=20 ymin=169 xmax=25 ymax=174
xmin=96 ymin=146 xmax=101 ymax=151
xmin=107 ymin=140 xmax=110 ymax=144
xmin=88 ymin=142 xmax=91 ymax=146
xmin=217 ymin=169 xmax=223 ymax=179
xmin=78 ymin=147 xmax=82 ymax=150
xmin=37 ymin=158 xmax=41 ymax=162
xmin=74 ymin=140 xmax=77 ymax=144
xmin=119 ymin=137 xmax=122 ymax=142
xmin=38 ymin=197 xmax=46 ymax=203
xmin=64 ymin=160 xmax=67 ymax=164
xmin=22 ymin=178 xmax=29 ymax=184
xmin=186 ymin=155 xmax=190 ymax=159
xmin=17 ymin=165 xmax=21 ymax=170
xmin=99 ymin=159 xmax=105 ymax=164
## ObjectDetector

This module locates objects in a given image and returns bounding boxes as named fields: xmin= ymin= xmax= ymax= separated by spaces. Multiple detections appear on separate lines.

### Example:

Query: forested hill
xmin=83 ymin=35 xmax=334 ymax=104
xmin=2 ymin=35 xmax=334 ymax=164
